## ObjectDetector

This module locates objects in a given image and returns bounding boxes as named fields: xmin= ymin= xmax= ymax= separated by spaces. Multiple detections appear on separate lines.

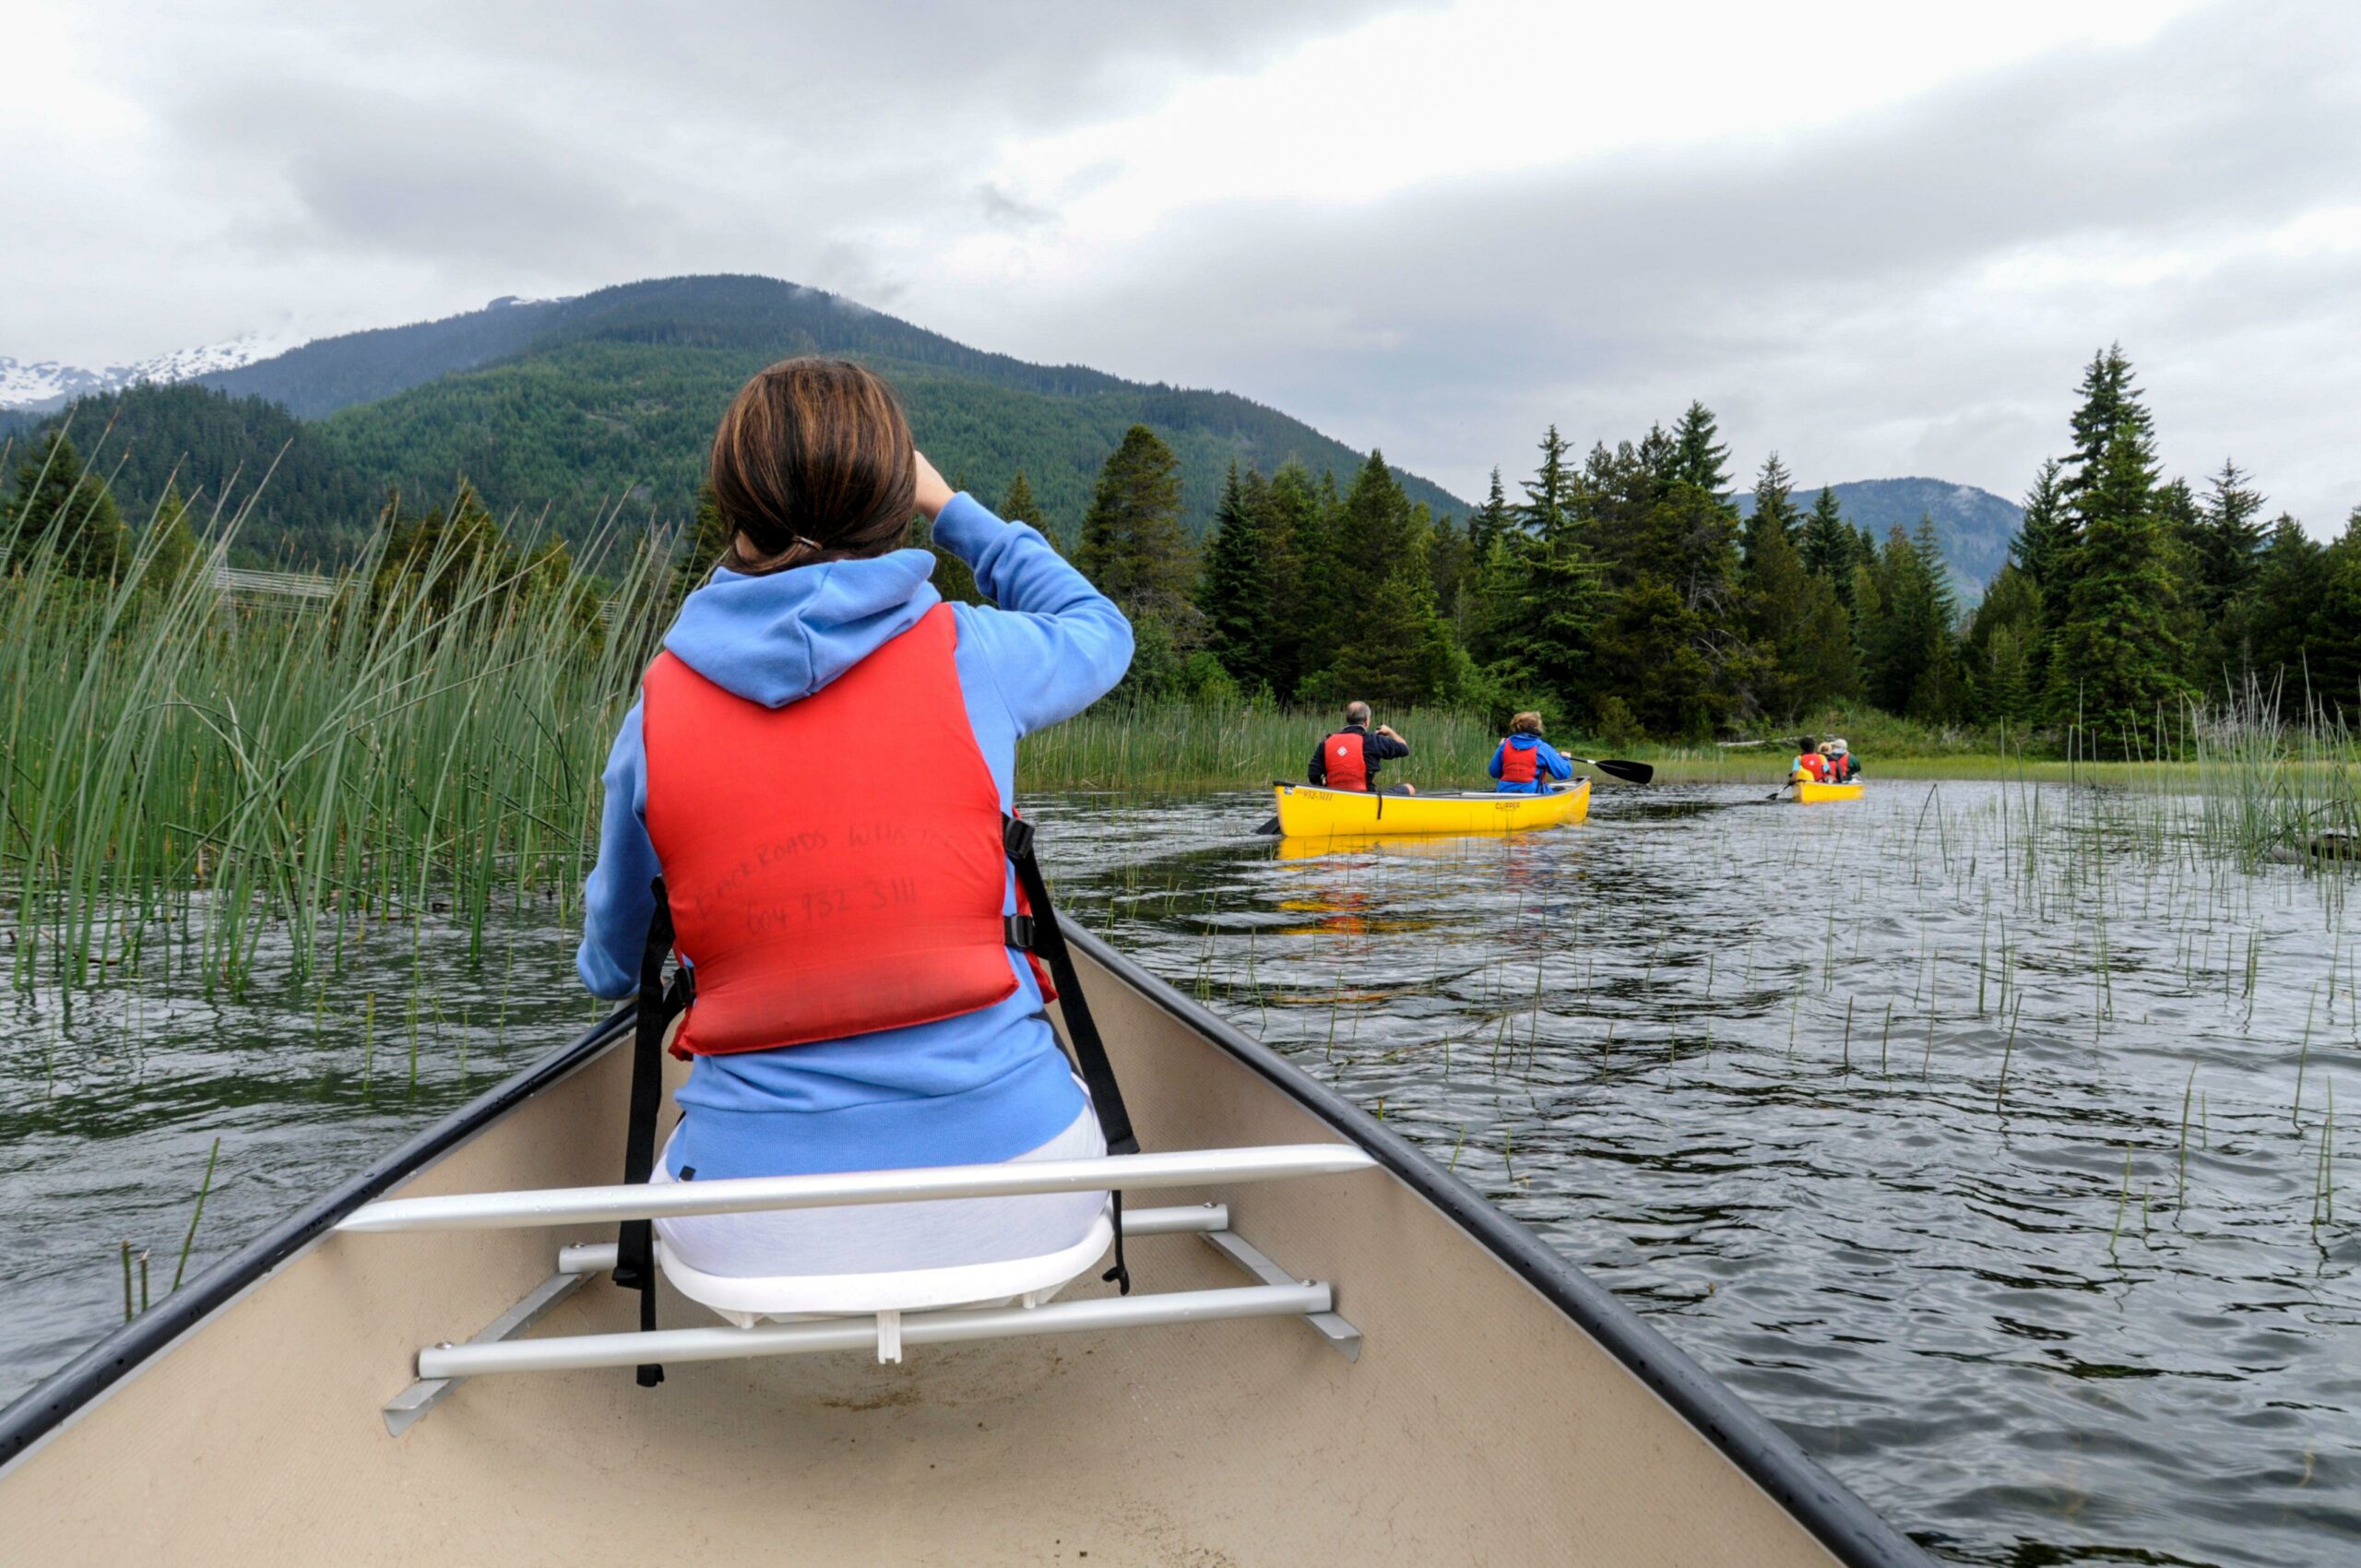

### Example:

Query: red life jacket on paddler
xmin=1323 ymin=730 xmax=1370 ymax=791
xmin=640 ymin=603 xmax=1049 ymax=1056
xmin=1498 ymin=739 xmax=1539 ymax=785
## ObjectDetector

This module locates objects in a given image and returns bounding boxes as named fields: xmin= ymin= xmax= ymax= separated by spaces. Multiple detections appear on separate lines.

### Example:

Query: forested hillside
xmin=26 ymin=274 xmax=1463 ymax=561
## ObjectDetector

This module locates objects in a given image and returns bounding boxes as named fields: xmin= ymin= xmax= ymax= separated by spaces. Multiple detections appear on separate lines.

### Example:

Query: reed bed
xmin=1016 ymin=703 xmax=1498 ymax=794
xmin=1 ymin=489 xmax=674 ymax=998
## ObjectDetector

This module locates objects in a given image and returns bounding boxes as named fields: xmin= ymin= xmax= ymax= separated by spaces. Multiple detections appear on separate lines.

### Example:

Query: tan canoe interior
xmin=1 ymin=944 xmax=1846 ymax=1566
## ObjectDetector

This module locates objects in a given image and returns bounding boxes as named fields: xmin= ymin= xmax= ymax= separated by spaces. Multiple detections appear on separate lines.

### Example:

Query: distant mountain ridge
xmin=8 ymin=275 xmax=1468 ymax=563
xmin=0 ymin=329 xmax=302 ymax=415
xmin=1737 ymin=476 xmax=2022 ymax=600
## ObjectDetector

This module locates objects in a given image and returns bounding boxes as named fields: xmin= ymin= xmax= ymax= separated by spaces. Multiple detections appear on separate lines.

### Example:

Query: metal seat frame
xmin=342 ymin=1145 xmax=1375 ymax=1437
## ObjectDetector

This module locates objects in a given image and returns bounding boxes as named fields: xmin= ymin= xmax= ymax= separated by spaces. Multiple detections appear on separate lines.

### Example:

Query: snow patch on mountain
xmin=0 ymin=328 xmax=309 ymax=413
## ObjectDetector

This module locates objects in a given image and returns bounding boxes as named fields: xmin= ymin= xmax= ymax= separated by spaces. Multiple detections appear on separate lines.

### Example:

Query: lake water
xmin=5 ymin=779 xmax=2357 ymax=1566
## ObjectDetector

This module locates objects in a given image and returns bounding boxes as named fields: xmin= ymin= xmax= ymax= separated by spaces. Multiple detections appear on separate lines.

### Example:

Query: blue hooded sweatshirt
xmin=1488 ymin=733 xmax=1575 ymax=793
xmin=575 ymin=493 xmax=1133 ymax=1182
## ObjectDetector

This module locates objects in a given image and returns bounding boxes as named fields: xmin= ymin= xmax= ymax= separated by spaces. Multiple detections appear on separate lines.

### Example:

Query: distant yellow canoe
xmin=1271 ymin=779 xmax=1590 ymax=838
xmin=1795 ymin=780 xmax=1865 ymax=803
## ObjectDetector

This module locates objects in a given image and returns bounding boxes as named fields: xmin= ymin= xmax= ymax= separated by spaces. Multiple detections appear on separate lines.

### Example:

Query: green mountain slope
xmin=1738 ymin=476 xmax=2022 ymax=599
xmin=143 ymin=274 xmax=1466 ymax=555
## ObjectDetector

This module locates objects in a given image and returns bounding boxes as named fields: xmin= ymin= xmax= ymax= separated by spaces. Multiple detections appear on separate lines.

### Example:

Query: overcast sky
xmin=5 ymin=0 xmax=2357 ymax=529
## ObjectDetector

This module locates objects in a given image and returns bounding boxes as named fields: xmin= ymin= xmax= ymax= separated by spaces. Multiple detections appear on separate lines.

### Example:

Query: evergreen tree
xmin=1468 ymin=469 xmax=1513 ymax=557
xmin=1668 ymin=401 xmax=1730 ymax=493
xmin=1858 ymin=525 xmax=1958 ymax=721
xmin=1746 ymin=454 xmax=1801 ymax=559
xmin=1316 ymin=449 xmax=1420 ymax=661
xmin=1740 ymin=505 xmax=1854 ymax=719
xmin=999 ymin=470 xmax=1044 ymax=531
xmin=1197 ymin=462 xmax=1275 ymax=685
xmin=372 ymin=483 xmax=515 ymax=620
xmin=1477 ymin=529 xmax=1609 ymax=723
xmin=2045 ymin=427 xmax=2189 ymax=749
xmin=1800 ymin=485 xmax=1853 ymax=596
xmin=1963 ymin=564 xmax=2044 ymax=728
xmin=1263 ymin=461 xmax=1324 ymax=699
xmin=1076 ymin=424 xmax=1193 ymax=627
xmin=2192 ymin=459 xmax=2265 ymax=622
xmin=1427 ymin=511 xmax=1469 ymax=626
xmin=3 ymin=430 xmax=129 ymax=578
xmin=2061 ymin=344 xmax=2153 ymax=505
xmin=2309 ymin=509 xmax=2361 ymax=719
xmin=2010 ymin=458 xmax=2069 ymax=584
xmin=1326 ymin=560 xmax=1457 ymax=707
xmin=1519 ymin=425 xmax=1575 ymax=543
xmin=2248 ymin=515 xmax=2327 ymax=697
xmin=675 ymin=481 xmax=732 ymax=599
xmin=146 ymin=483 xmax=199 ymax=592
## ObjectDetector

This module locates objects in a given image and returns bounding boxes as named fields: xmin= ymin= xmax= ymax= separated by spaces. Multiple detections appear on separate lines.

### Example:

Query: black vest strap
xmin=1003 ymin=814 xmax=1137 ymax=1293
xmin=619 ymin=875 xmax=685 ymax=1387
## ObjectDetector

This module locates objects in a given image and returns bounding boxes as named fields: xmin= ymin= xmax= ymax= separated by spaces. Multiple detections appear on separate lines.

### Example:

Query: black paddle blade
xmin=1253 ymin=816 xmax=1282 ymax=836
xmin=1584 ymin=756 xmax=1655 ymax=786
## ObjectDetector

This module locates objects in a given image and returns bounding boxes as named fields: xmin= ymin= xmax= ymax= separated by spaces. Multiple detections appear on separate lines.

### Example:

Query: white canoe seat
xmin=656 ymin=1207 xmax=1117 ymax=1326
xmin=344 ymin=1144 xmax=1378 ymax=1426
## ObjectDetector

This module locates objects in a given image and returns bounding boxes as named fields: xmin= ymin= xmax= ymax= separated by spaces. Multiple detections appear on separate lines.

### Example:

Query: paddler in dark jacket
xmin=1310 ymin=701 xmax=1412 ymax=792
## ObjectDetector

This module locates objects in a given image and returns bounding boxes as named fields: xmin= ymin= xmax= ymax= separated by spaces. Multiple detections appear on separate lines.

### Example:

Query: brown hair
xmin=708 ymin=357 xmax=916 ymax=574
xmin=1509 ymin=710 xmax=1544 ymax=735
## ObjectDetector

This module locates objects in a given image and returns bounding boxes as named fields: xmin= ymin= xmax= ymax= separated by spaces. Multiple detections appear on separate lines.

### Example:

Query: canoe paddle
xmin=1568 ymin=755 xmax=1654 ymax=786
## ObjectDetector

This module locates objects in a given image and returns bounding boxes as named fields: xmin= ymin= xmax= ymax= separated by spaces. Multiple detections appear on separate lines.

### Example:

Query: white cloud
xmin=2 ymin=0 xmax=2355 ymax=529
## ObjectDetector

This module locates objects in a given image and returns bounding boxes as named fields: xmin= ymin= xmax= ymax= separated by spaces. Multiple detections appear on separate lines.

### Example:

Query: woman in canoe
xmin=576 ymin=357 xmax=1132 ymax=1287
xmin=1488 ymin=710 xmax=1575 ymax=793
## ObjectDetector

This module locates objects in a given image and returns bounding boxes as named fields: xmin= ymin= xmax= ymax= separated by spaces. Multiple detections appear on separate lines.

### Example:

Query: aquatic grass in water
xmin=1 ymin=489 xmax=679 ymax=1000
xmin=1017 ymin=701 xmax=1496 ymax=794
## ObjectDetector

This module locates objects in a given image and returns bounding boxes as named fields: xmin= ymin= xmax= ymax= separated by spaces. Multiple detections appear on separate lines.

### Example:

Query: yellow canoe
xmin=1272 ymin=778 xmax=1590 ymax=838
xmin=1795 ymin=780 xmax=1865 ymax=803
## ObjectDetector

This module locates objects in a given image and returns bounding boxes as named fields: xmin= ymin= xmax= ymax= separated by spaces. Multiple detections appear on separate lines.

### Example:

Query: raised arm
xmin=932 ymin=490 xmax=1133 ymax=736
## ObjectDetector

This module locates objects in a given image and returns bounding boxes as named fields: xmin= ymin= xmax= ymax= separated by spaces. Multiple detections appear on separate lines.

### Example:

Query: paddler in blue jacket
xmin=1488 ymin=711 xmax=1575 ymax=793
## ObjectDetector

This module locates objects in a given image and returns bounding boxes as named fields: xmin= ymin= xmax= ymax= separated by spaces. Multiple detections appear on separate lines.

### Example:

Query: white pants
xmin=651 ymin=1102 xmax=1109 ymax=1279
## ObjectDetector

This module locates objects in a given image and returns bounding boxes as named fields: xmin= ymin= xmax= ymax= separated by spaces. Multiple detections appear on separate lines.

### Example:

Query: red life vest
xmin=1793 ymin=753 xmax=1830 ymax=782
xmin=641 ymin=604 xmax=1040 ymax=1056
xmin=1323 ymin=730 xmax=1370 ymax=791
xmin=1499 ymin=739 xmax=1539 ymax=785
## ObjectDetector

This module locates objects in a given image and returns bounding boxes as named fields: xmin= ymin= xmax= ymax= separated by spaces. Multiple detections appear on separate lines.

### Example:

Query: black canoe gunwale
xmin=0 ymin=931 xmax=1930 ymax=1566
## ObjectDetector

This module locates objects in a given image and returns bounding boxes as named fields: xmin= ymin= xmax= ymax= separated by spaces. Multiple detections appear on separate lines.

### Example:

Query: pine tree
xmin=676 ymin=481 xmax=732 ymax=599
xmin=1668 ymin=401 xmax=1730 ymax=494
xmin=1427 ymin=511 xmax=1468 ymax=626
xmin=1963 ymin=564 xmax=2044 ymax=728
xmin=3 ymin=430 xmax=129 ymax=578
xmin=2248 ymin=515 xmax=2327 ymax=696
xmin=2045 ymin=427 xmax=2189 ymax=749
xmin=1477 ymin=529 xmax=1608 ymax=722
xmin=2009 ymin=458 xmax=2070 ymax=591
xmin=1198 ymin=462 xmax=1274 ymax=684
xmin=1800 ymin=486 xmax=1853 ymax=595
xmin=146 ymin=483 xmax=199 ymax=592
xmin=1747 ymin=455 xmax=1800 ymax=559
xmin=373 ymin=483 xmax=515 ymax=620
xmin=1519 ymin=425 xmax=1575 ymax=543
xmin=2061 ymin=344 xmax=2153 ymax=505
xmin=1264 ymin=461 xmax=1323 ymax=699
xmin=999 ymin=471 xmax=1044 ymax=531
xmin=1319 ymin=449 xmax=1420 ymax=657
xmin=2309 ymin=509 xmax=2361 ymax=719
xmin=1326 ymin=560 xmax=1457 ymax=707
xmin=1739 ymin=503 xmax=1857 ymax=720
xmin=1076 ymin=424 xmax=1192 ymax=627
xmin=2192 ymin=459 xmax=2265 ymax=622
xmin=1468 ymin=469 xmax=1513 ymax=557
